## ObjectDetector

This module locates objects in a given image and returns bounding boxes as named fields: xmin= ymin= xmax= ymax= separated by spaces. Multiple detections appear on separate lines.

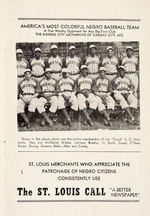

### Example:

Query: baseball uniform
xmin=85 ymin=55 xmax=100 ymax=79
xmin=48 ymin=55 xmax=62 ymax=80
xmin=102 ymin=56 xmax=119 ymax=81
xmin=17 ymin=59 xmax=28 ymax=84
xmin=113 ymin=76 xmax=137 ymax=109
xmin=37 ymin=77 xmax=58 ymax=114
xmin=65 ymin=56 xmax=81 ymax=80
xmin=95 ymin=77 xmax=115 ymax=112
xmin=30 ymin=58 xmax=45 ymax=82
xmin=58 ymin=77 xmax=78 ymax=111
xmin=122 ymin=55 xmax=138 ymax=94
xmin=77 ymin=76 xmax=97 ymax=110
xmin=17 ymin=78 xmax=39 ymax=114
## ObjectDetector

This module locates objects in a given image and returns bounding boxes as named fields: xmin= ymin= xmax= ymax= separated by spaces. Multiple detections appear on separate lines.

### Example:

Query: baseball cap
xmin=24 ymin=69 xmax=31 ymax=74
xmin=81 ymin=65 xmax=88 ymax=70
xmin=51 ymin=44 xmax=58 ymax=50
xmin=89 ymin=44 xmax=96 ymax=49
xmin=99 ymin=67 xmax=106 ymax=72
xmin=69 ymin=45 xmax=76 ymax=50
xmin=126 ymin=46 xmax=133 ymax=51
xmin=34 ymin=47 xmax=41 ymax=52
xmin=16 ymin=49 xmax=23 ymax=54
xmin=62 ymin=68 xmax=68 ymax=73
xmin=45 ymin=68 xmax=52 ymax=73
xmin=118 ymin=66 xmax=125 ymax=70
xmin=106 ymin=46 xmax=113 ymax=51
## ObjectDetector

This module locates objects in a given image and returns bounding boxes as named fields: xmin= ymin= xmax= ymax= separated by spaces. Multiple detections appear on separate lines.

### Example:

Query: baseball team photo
xmin=16 ymin=41 xmax=140 ymax=131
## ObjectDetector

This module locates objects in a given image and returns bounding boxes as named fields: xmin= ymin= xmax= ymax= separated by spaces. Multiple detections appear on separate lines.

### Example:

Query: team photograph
xmin=16 ymin=42 xmax=140 ymax=131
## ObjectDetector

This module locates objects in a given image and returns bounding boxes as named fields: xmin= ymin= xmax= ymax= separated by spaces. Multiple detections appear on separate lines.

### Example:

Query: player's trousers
xmin=105 ymin=73 xmax=117 ymax=82
xmin=17 ymin=96 xmax=38 ymax=114
xmin=88 ymin=72 xmax=99 ymax=80
xmin=125 ymin=73 xmax=138 ymax=95
xmin=113 ymin=91 xmax=137 ymax=109
xmin=68 ymin=73 xmax=79 ymax=81
xmin=37 ymin=96 xmax=58 ymax=113
xmin=58 ymin=92 xmax=78 ymax=111
xmin=51 ymin=72 xmax=62 ymax=81
xmin=96 ymin=93 xmax=115 ymax=112
xmin=77 ymin=93 xmax=97 ymax=110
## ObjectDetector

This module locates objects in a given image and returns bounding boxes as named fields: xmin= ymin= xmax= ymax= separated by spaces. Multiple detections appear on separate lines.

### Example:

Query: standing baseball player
xmin=16 ymin=48 xmax=29 ymax=84
xmin=112 ymin=66 xmax=137 ymax=123
xmin=94 ymin=67 xmax=115 ymax=126
xmin=84 ymin=44 xmax=101 ymax=80
xmin=76 ymin=65 xmax=97 ymax=126
xmin=17 ymin=69 xmax=39 ymax=128
xmin=102 ymin=46 xmax=121 ymax=81
xmin=37 ymin=68 xmax=58 ymax=127
xmin=63 ymin=45 xmax=81 ymax=81
xmin=122 ymin=46 xmax=139 ymax=96
xmin=30 ymin=47 xmax=45 ymax=82
xmin=47 ymin=44 xmax=62 ymax=80
xmin=58 ymin=68 xmax=78 ymax=126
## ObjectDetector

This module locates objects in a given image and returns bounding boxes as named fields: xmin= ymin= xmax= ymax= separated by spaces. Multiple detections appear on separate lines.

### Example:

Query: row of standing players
xmin=17 ymin=44 xmax=139 ymax=128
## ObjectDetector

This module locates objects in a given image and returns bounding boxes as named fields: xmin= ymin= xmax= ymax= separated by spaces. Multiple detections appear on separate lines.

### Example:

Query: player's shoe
xmin=20 ymin=122 xmax=26 ymax=127
xmin=87 ymin=119 xmax=94 ymax=127
xmin=26 ymin=122 xmax=31 ymax=128
xmin=41 ymin=119 xmax=46 ymax=127
xmin=104 ymin=119 xmax=112 ymax=127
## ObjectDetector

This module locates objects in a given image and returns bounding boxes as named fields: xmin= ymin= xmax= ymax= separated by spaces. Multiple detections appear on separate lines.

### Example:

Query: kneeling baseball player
xmin=17 ymin=69 xmax=39 ymax=128
xmin=112 ymin=66 xmax=138 ymax=123
xmin=94 ymin=67 xmax=115 ymax=126
xmin=37 ymin=68 xmax=58 ymax=127
xmin=76 ymin=65 xmax=97 ymax=126
xmin=58 ymin=68 xmax=78 ymax=126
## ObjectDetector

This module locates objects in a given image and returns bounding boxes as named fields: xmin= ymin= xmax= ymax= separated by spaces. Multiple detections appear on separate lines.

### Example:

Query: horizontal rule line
xmin=18 ymin=18 xmax=141 ymax=22
xmin=17 ymin=199 xmax=140 ymax=203
xmin=18 ymin=151 xmax=141 ymax=153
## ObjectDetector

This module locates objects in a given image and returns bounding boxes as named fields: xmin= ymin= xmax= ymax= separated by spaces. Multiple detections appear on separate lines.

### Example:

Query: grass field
xmin=18 ymin=108 xmax=140 ymax=131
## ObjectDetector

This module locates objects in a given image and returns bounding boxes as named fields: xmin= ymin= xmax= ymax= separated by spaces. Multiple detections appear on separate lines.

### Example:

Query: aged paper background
xmin=2 ymin=0 xmax=150 ymax=215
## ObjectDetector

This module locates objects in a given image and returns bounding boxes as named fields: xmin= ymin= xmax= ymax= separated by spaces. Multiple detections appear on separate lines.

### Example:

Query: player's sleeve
xmin=35 ymin=80 xmax=41 ymax=94
xmin=18 ymin=81 xmax=23 ymax=95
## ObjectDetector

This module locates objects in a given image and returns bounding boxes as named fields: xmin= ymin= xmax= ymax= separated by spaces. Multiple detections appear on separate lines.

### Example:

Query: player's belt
xmin=88 ymin=72 xmax=99 ymax=75
xmin=23 ymin=93 xmax=34 ymax=95
xmin=18 ymin=75 xmax=24 ymax=78
xmin=96 ymin=91 xmax=107 ymax=93
xmin=51 ymin=71 xmax=61 ymax=74
xmin=61 ymin=90 xmax=72 ymax=92
xmin=68 ymin=72 xmax=79 ymax=75
xmin=43 ymin=91 xmax=54 ymax=93
xmin=126 ymin=71 xmax=136 ymax=74
xmin=32 ymin=74 xmax=44 ymax=78
xmin=106 ymin=72 xmax=117 ymax=75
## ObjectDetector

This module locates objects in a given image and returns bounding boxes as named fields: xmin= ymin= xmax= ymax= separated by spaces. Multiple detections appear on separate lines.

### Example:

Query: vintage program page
xmin=2 ymin=0 xmax=150 ymax=215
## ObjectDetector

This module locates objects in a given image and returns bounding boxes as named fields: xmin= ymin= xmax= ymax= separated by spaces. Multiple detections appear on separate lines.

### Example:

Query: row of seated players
xmin=17 ymin=65 xmax=138 ymax=128
xmin=17 ymin=44 xmax=139 ymax=98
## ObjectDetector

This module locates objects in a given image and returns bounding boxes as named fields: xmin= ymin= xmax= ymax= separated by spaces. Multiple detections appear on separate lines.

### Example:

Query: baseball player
xmin=16 ymin=49 xmax=29 ymax=84
xmin=122 ymin=46 xmax=139 ymax=96
xmin=112 ymin=66 xmax=137 ymax=123
xmin=102 ymin=46 xmax=121 ymax=81
xmin=17 ymin=69 xmax=39 ymax=128
xmin=63 ymin=45 xmax=81 ymax=80
xmin=76 ymin=65 xmax=97 ymax=126
xmin=30 ymin=47 xmax=45 ymax=82
xmin=84 ymin=44 xmax=101 ymax=80
xmin=47 ymin=44 xmax=62 ymax=80
xmin=37 ymin=68 xmax=58 ymax=127
xmin=94 ymin=67 xmax=115 ymax=126
xmin=58 ymin=68 xmax=78 ymax=126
